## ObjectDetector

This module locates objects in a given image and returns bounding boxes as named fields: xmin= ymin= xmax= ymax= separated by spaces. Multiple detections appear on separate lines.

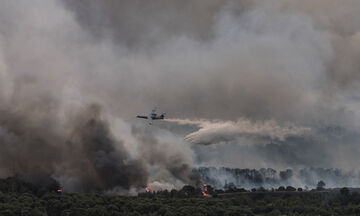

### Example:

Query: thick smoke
xmin=0 ymin=0 xmax=198 ymax=192
xmin=0 ymin=0 xmax=360 ymax=192
xmin=131 ymin=125 xmax=200 ymax=189
xmin=0 ymin=101 xmax=148 ymax=192
xmin=60 ymin=104 xmax=148 ymax=192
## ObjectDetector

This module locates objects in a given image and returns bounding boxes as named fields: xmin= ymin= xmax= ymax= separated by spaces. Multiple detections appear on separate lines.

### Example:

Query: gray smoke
xmin=0 ymin=0 xmax=360 ymax=192
xmin=0 ymin=0 xmax=199 ymax=192
xmin=131 ymin=125 xmax=200 ymax=188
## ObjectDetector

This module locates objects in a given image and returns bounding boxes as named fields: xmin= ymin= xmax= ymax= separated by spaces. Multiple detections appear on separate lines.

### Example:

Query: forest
xmin=0 ymin=176 xmax=360 ymax=215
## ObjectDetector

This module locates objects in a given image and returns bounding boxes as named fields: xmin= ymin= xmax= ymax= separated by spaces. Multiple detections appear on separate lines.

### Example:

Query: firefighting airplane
xmin=136 ymin=108 xmax=166 ymax=125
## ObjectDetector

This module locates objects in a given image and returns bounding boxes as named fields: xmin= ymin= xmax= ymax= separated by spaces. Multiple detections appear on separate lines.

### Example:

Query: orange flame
xmin=202 ymin=184 xmax=209 ymax=196
xmin=202 ymin=191 xmax=209 ymax=197
xmin=57 ymin=189 xmax=62 ymax=193
xmin=145 ymin=187 xmax=150 ymax=193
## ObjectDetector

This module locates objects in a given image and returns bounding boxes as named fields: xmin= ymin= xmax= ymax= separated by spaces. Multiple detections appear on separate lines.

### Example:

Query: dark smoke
xmin=0 ymin=103 xmax=62 ymax=179
xmin=0 ymin=101 xmax=149 ymax=192
xmin=63 ymin=104 xmax=148 ymax=192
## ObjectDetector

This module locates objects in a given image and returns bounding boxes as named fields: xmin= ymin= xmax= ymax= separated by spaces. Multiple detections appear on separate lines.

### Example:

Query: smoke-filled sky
xmin=1 ymin=0 xmax=360 ymax=191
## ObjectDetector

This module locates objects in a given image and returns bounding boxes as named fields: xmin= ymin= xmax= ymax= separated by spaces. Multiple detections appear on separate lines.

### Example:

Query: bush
xmin=340 ymin=187 xmax=349 ymax=196
xmin=285 ymin=186 xmax=296 ymax=192
xmin=277 ymin=186 xmax=285 ymax=191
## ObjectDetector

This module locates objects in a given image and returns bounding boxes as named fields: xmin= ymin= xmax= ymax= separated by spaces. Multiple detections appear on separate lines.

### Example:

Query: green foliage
xmin=340 ymin=187 xmax=350 ymax=196
xmin=9 ymin=192 xmax=360 ymax=215
xmin=286 ymin=186 xmax=296 ymax=191
xmin=317 ymin=180 xmax=326 ymax=190
xmin=0 ymin=177 xmax=360 ymax=215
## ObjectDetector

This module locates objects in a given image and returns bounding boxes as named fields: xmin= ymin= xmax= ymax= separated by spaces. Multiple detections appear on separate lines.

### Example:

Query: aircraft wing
xmin=136 ymin=115 xmax=148 ymax=119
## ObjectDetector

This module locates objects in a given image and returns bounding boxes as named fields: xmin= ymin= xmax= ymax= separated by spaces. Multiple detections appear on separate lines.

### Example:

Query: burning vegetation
xmin=202 ymin=184 xmax=210 ymax=197
xmin=0 ymin=175 xmax=360 ymax=215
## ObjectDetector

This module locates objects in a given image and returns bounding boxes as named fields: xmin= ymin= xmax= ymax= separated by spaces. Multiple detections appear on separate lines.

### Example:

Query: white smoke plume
xmin=166 ymin=118 xmax=310 ymax=145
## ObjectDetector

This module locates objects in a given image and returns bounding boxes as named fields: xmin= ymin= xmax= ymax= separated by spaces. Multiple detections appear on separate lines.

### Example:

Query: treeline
xmin=139 ymin=180 xmax=331 ymax=198
xmin=0 ymin=175 xmax=59 ymax=196
xmin=194 ymin=167 xmax=360 ymax=189
xmin=0 ymin=176 xmax=360 ymax=215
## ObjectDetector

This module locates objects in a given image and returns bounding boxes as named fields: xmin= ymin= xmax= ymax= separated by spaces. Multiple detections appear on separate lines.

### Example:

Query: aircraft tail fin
xmin=160 ymin=113 xmax=166 ymax=119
